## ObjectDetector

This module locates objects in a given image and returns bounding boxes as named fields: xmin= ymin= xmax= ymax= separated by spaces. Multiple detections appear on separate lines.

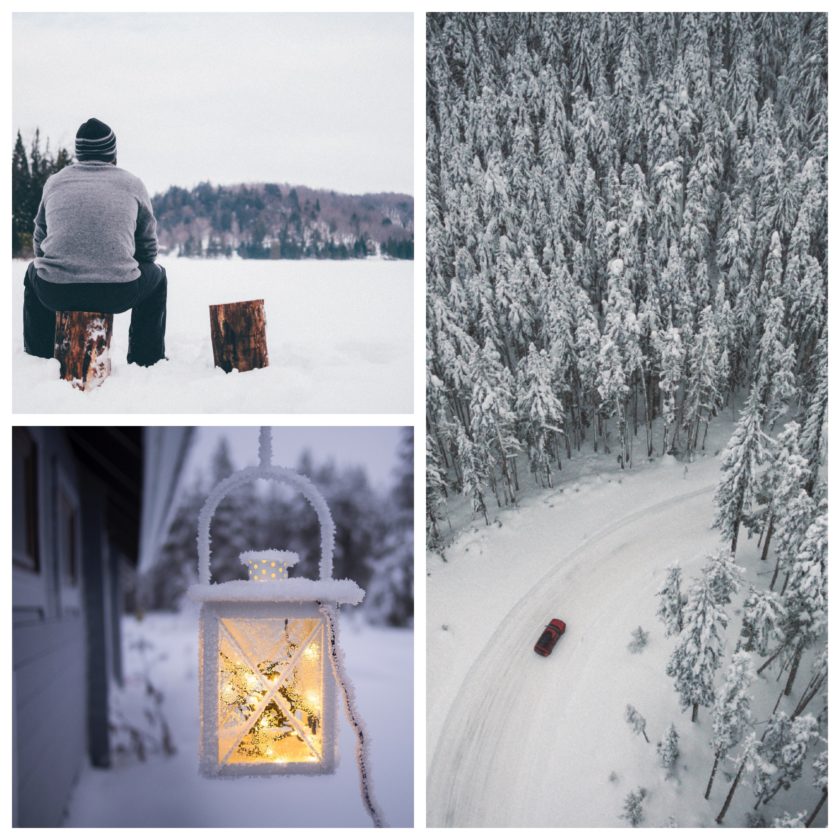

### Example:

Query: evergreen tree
xmin=516 ymin=343 xmax=565 ymax=486
xmin=750 ymin=421 xmax=808 ymax=570
xmin=457 ymin=426 xmax=490 ymax=525
xmin=752 ymin=296 xmax=795 ymax=427
xmin=469 ymin=339 xmax=520 ymax=505
xmin=705 ymin=652 xmax=754 ymax=799
xmin=11 ymin=128 xmax=73 ymax=256
xmin=625 ymin=704 xmax=650 ymax=743
xmin=769 ymin=488 xmax=816 ymax=592
xmin=596 ymin=334 xmax=629 ymax=465
xmin=652 ymin=324 xmax=684 ymax=454
xmin=207 ymin=437 xmax=255 ymax=582
xmin=620 ymin=787 xmax=647 ymax=827
xmin=11 ymin=131 xmax=31 ymax=255
xmin=792 ymin=646 xmax=827 ymax=719
xmin=753 ymin=713 xmax=819 ymax=807
xmin=657 ymin=724 xmax=680 ymax=775
xmin=715 ymin=731 xmax=770 ymax=824
xmin=805 ymin=750 xmax=827 ymax=827
xmin=738 ymin=587 xmax=783 ymax=656
xmin=702 ymin=548 xmax=743 ymax=607
xmin=683 ymin=306 xmax=721 ymax=455
xmin=627 ymin=626 xmax=649 ymax=653
xmin=798 ymin=330 xmax=827 ymax=491
xmin=426 ymin=435 xmax=449 ymax=543
xmin=365 ymin=427 xmax=414 ymax=627
xmin=365 ymin=539 xmax=413 ymax=627
xmin=656 ymin=563 xmax=686 ymax=636
xmin=666 ymin=574 xmax=727 ymax=722
xmin=712 ymin=386 xmax=769 ymax=553
xmin=777 ymin=509 xmax=827 ymax=696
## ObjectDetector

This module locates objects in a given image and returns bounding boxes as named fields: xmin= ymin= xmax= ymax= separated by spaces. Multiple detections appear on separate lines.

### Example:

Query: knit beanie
xmin=75 ymin=118 xmax=117 ymax=162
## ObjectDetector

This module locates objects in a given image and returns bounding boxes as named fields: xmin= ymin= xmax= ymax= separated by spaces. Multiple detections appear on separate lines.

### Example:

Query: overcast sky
xmin=13 ymin=13 xmax=412 ymax=196
xmin=184 ymin=426 xmax=407 ymax=492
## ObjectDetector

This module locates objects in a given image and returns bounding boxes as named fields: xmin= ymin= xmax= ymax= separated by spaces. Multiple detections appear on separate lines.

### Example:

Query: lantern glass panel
xmin=216 ymin=615 xmax=325 ymax=767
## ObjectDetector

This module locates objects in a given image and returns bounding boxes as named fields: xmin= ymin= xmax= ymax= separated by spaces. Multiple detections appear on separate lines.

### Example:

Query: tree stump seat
xmin=54 ymin=311 xmax=114 ymax=391
xmin=209 ymin=299 xmax=269 ymax=373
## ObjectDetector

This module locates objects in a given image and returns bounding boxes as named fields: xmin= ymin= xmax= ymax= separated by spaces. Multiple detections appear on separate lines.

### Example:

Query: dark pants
xmin=23 ymin=262 xmax=167 ymax=366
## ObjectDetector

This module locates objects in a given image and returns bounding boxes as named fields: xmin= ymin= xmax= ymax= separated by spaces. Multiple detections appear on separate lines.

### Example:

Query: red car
xmin=534 ymin=618 xmax=567 ymax=656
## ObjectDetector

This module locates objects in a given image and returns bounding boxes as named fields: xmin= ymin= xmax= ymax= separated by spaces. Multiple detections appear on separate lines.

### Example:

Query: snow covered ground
xmin=64 ymin=608 xmax=412 ymax=827
xmin=427 ymin=416 xmax=826 ymax=828
xmin=12 ymin=257 xmax=413 ymax=413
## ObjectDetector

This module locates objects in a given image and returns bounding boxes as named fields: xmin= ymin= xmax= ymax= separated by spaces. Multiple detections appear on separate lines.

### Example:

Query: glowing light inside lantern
xmin=216 ymin=615 xmax=325 ymax=767
xmin=242 ymin=551 xmax=299 ymax=583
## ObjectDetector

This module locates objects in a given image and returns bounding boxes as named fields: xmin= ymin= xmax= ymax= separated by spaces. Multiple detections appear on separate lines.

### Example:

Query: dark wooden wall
xmin=13 ymin=429 xmax=88 ymax=827
xmin=12 ymin=428 xmax=124 ymax=827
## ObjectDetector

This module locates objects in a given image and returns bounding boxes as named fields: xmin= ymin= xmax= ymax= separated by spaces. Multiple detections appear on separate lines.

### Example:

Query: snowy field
xmin=427 ymin=416 xmax=826 ymax=828
xmin=65 ymin=609 xmax=412 ymax=828
xmin=12 ymin=257 xmax=413 ymax=413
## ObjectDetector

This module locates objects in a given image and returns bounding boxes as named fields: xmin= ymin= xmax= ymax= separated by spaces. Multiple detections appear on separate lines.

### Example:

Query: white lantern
xmin=189 ymin=448 xmax=364 ymax=778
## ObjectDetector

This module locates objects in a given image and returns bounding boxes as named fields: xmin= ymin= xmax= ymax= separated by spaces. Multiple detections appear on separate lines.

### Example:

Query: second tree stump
xmin=209 ymin=299 xmax=269 ymax=373
xmin=54 ymin=311 xmax=114 ymax=391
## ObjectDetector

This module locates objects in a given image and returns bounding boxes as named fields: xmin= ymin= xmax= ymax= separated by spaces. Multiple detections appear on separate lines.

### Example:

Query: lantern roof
xmin=239 ymin=549 xmax=300 ymax=565
xmin=187 ymin=577 xmax=365 ymax=605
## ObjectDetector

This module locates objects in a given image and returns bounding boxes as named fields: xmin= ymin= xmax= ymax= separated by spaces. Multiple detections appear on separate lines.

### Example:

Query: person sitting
xmin=23 ymin=117 xmax=167 ymax=366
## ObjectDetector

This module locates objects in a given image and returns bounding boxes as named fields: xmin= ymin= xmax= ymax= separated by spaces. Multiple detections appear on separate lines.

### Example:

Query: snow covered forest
xmin=427 ymin=11 xmax=826 ymax=524
xmin=426 ymin=12 xmax=826 ymax=828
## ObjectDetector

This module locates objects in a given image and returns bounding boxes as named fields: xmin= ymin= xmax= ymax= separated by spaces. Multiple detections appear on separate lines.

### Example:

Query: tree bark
xmin=757 ymin=646 xmax=784 ymax=676
xmin=54 ymin=311 xmax=114 ymax=391
xmin=769 ymin=546 xmax=783 ymax=590
xmin=771 ymin=685 xmax=784 ymax=716
xmin=730 ymin=519 xmax=740 ymax=555
xmin=805 ymin=788 xmax=827 ymax=827
xmin=691 ymin=702 xmax=699 ymax=723
xmin=209 ymin=299 xmax=268 ymax=373
xmin=783 ymin=643 xmax=804 ymax=697
xmin=761 ymin=515 xmax=774 ymax=563
xmin=716 ymin=758 xmax=746 ymax=824
xmin=761 ymin=778 xmax=786 ymax=807
xmin=792 ymin=671 xmax=825 ymax=719
xmin=705 ymin=749 xmax=721 ymax=800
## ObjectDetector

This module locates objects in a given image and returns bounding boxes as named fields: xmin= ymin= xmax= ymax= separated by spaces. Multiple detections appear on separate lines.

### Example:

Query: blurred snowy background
xmin=135 ymin=426 xmax=413 ymax=628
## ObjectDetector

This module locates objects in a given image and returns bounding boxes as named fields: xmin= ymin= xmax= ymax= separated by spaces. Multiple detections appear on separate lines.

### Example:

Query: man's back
xmin=34 ymin=161 xmax=158 ymax=285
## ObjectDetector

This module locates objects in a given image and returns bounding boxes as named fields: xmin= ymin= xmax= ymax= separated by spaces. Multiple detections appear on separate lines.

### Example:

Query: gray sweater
xmin=33 ymin=162 xmax=158 ymax=284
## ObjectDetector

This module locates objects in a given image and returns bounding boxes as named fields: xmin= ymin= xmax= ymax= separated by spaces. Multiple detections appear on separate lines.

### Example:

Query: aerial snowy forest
xmin=426 ymin=13 xmax=826 ymax=828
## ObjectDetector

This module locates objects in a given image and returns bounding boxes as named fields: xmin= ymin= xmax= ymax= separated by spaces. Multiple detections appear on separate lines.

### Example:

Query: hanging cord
xmin=319 ymin=603 xmax=387 ymax=828
xmin=258 ymin=425 xmax=272 ymax=468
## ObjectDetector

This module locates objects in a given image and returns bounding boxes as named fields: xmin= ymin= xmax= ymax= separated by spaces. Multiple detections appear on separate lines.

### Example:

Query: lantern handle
xmin=196 ymin=465 xmax=335 ymax=585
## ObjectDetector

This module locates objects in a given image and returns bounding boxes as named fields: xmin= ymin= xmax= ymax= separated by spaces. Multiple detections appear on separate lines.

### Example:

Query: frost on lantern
xmin=188 ymin=432 xmax=365 ymax=779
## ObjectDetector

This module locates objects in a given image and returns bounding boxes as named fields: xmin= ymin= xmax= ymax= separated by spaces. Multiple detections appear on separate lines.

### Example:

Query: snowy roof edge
xmin=186 ymin=578 xmax=365 ymax=605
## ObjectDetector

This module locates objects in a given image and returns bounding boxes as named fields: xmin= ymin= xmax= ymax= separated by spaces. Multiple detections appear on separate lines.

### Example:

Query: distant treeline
xmin=153 ymin=181 xmax=414 ymax=260
xmin=11 ymin=129 xmax=414 ymax=260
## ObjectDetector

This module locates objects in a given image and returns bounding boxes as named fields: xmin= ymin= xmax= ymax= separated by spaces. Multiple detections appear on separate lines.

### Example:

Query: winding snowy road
xmin=428 ymin=480 xmax=721 ymax=827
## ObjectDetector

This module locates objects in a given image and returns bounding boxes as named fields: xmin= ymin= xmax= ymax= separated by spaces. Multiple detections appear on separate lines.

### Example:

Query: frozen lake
xmin=12 ymin=257 xmax=413 ymax=414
